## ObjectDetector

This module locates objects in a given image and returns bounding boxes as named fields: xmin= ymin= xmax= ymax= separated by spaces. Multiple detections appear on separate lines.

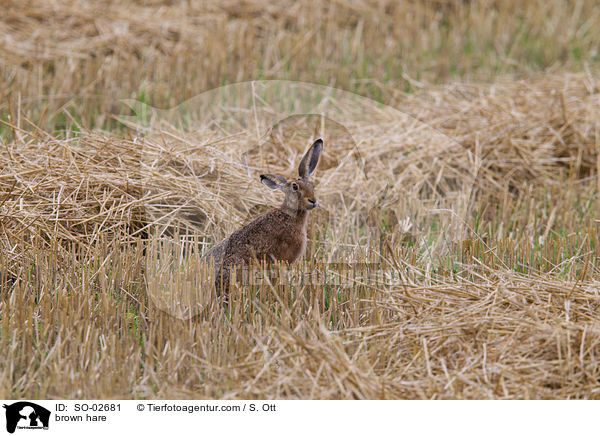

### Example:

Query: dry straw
xmin=1 ymin=0 xmax=600 ymax=399
xmin=2 ymin=0 xmax=600 ymax=127
xmin=1 ymin=71 xmax=599 ymax=398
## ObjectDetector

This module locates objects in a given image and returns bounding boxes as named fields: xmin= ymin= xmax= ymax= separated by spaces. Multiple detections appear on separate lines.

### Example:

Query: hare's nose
xmin=308 ymin=199 xmax=318 ymax=209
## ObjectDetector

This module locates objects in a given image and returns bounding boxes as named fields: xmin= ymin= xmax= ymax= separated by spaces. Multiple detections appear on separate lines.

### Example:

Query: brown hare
xmin=203 ymin=138 xmax=323 ymax=301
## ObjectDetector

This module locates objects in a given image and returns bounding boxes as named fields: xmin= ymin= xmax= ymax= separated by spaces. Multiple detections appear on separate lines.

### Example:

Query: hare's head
xmin=260 ymin=139 xmax=323 ymax=214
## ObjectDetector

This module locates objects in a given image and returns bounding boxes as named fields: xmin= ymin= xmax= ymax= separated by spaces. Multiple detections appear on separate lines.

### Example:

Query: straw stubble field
xmin=1 ymin=0 xmax=600 ymax=399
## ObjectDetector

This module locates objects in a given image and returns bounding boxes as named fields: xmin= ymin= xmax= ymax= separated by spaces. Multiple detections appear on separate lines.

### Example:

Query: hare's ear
xmin=260 ymin=174 xmax=287 ymax=190
xmin=298 ymin=138 xmax=323 ymax=179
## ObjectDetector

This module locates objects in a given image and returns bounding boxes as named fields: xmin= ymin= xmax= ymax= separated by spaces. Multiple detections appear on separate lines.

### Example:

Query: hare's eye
xmin=291 ymin=182 xmax=299 ymax=191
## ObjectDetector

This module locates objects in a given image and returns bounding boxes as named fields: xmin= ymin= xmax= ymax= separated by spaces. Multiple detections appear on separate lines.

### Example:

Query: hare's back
xmin=203 ymin=238 xmax=228 ymax=267
xmin=229 ymin=209 xmax=306 ymax=263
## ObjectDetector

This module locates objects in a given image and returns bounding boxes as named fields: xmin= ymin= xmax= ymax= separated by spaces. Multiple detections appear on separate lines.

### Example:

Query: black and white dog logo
xmin=3 ymin=402 xmax=50 ymax=434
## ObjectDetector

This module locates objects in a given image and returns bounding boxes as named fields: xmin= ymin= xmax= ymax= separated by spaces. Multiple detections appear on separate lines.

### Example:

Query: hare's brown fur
xmin=203 ymin=139 xmax=323 ymax=298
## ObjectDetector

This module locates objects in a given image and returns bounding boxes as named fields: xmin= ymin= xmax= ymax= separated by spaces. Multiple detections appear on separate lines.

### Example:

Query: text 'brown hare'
xmin=203 ymin=138 xmax=323 ymax=301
